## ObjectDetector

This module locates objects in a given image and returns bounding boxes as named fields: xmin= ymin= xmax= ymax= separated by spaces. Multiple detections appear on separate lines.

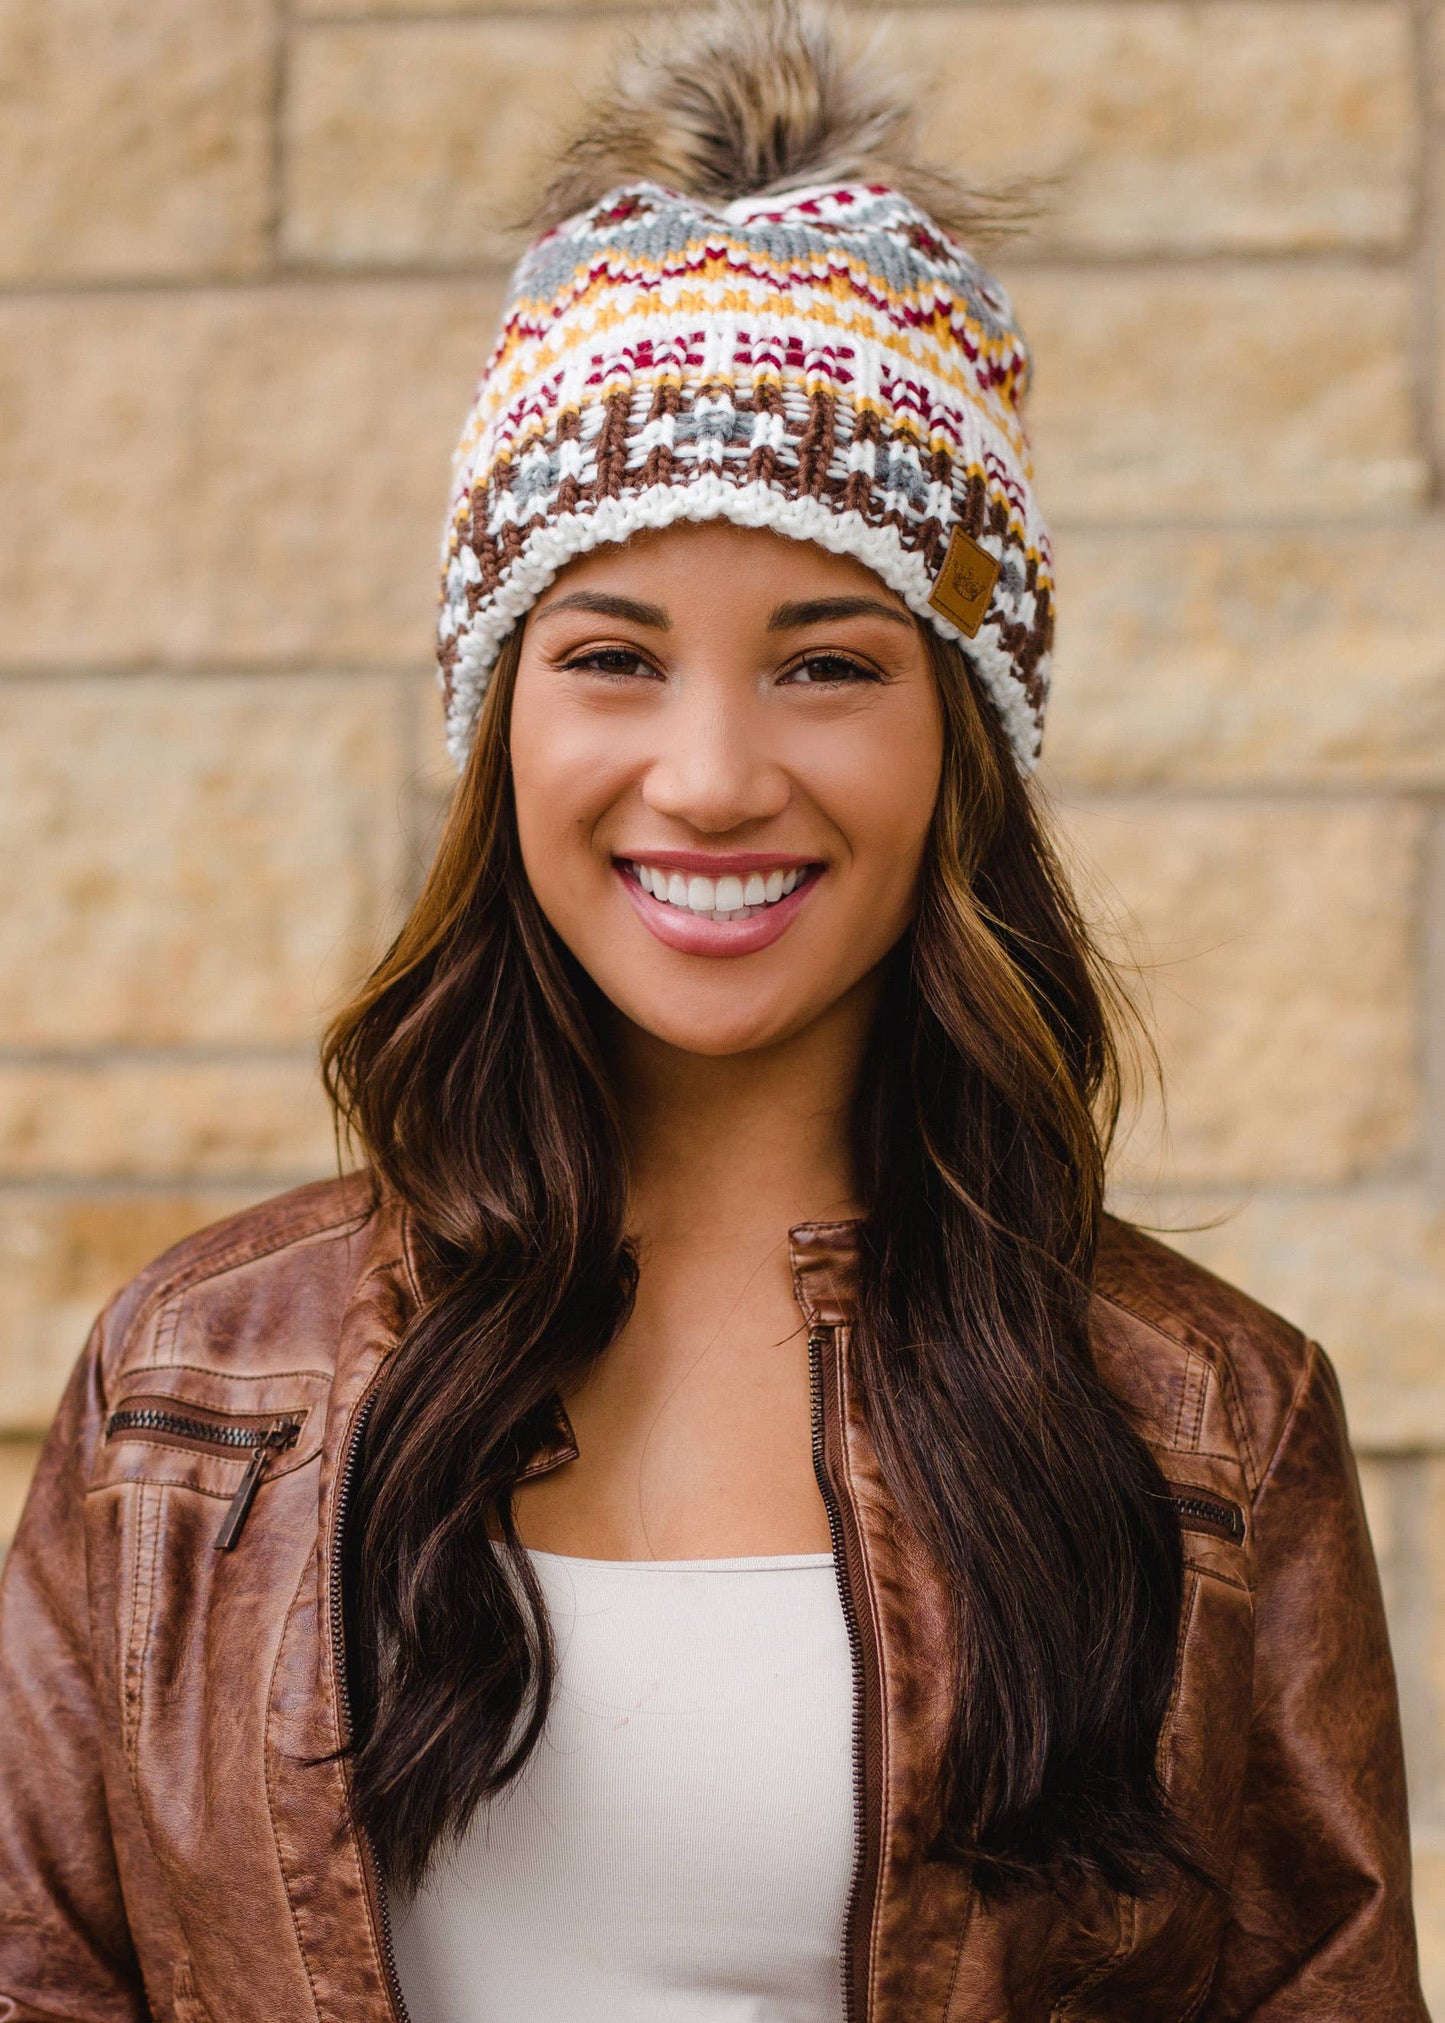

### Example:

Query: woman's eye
xmin=563 ymin=647 xmax=657 ymax=681
xmin=781 ymin=653 xmax=882 ymax=686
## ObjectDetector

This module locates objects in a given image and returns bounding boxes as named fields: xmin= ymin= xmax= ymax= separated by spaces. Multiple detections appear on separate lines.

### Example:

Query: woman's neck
xmin=610 ymin=979 xmax=876 ymax=1259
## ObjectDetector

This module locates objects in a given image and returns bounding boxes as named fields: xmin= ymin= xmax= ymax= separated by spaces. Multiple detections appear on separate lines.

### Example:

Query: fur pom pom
xmin=527 ymin=0 xmax=1017 ymax=243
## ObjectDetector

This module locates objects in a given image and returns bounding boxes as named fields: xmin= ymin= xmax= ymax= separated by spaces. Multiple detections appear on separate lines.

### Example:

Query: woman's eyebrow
xmin=532 ymin=591 xmax=672 ymax=628
xmin=767 ymin=596 xmax=914 ymax=631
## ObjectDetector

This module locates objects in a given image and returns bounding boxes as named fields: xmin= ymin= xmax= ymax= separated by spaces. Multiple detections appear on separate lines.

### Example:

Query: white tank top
xmin=390 ymin=1546 xmax=856 ymax=2023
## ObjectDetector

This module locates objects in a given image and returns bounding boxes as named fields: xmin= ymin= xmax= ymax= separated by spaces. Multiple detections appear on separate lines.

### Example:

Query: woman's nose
xmin=638 ymin=683 xmax=790 ymax=833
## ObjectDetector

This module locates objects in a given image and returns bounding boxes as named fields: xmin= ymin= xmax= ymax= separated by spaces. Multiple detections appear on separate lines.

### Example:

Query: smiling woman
xmin=0 ymin=2 xmax=1427 ymax=2021
xmin=513 ymin=526 xmax=942 ymax=1035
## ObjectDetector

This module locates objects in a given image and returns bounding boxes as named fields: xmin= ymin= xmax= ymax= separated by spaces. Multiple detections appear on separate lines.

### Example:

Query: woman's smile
xmin=616 ymin=850 xmax=824 ymax=954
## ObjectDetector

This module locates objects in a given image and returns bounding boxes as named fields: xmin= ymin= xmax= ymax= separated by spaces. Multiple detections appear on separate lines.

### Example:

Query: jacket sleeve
xmin=0 ymin=1322 xmax=149 ymax=2022
xmin=1204 ymin=1341 xmax=1428 ymax=2021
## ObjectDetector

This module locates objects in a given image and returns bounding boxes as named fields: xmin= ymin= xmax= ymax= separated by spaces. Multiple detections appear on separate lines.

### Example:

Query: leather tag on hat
xmin=928 ymin=526 xmax=1000 ymax=637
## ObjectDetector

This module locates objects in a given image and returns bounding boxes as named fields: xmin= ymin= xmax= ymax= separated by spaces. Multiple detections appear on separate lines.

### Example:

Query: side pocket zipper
xmin=104 ymin=1402 xmax=303 ymax=1551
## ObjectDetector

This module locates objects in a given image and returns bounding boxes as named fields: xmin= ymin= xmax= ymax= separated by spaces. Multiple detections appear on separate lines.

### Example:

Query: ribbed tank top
xmin=391 ymin=1545 xmax=856 ymax=2022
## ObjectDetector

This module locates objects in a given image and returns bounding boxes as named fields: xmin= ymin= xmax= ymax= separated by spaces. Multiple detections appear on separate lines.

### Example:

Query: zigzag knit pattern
xmin=437 ymin=179 xmax=1053 ymax=772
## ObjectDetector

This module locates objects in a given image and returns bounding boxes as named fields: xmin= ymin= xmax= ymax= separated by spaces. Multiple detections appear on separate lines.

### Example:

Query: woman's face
xmin=508 ymin=520 xmax=944 ymax=1057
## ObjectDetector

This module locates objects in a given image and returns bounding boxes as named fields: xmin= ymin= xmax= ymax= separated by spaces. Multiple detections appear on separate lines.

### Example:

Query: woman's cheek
xmin=805 ymin=737 xmax=939 ymax=927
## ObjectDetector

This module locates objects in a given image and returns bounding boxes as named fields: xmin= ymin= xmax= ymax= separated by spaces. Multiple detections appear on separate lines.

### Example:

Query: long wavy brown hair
xmin=323 ymin=618 xmax=1192 ymax=1899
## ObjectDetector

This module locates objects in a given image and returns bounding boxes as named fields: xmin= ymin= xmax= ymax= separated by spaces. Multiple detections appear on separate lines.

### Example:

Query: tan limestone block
xmin=1014 ymin=266 xmax=1424 ymax=521
xmin=1061 ymin=798 xmax=1422 ymax=1185
xmin=0 ymin=1440 xmax=44 ymax=1557
xmin=1355 ymin=1455 xmax=1445 ymax=1852
xmin=1045 ymin=522 xmax=1445 ymax=787
xmin=284 ymin=6 xmax=1413 ymax=263
xmin=886 ymin=3 xmax=1415 ymax=256
xmin=283 ymin=20 xmax=621 ymax=269
xmin=0 ymin=285 xmax=501 ymax=669
xmin=0 ymin=1189 xmax=260 ymax=1433
xmin=1416 ymin=1851 xmax=1445 ymax=2019
xmin=1106 ymin=1190 xmax=1445 ymax=1450
xmin=0 ymin=1059 xmax=340 ymax=1182
xmin=0 ymin=0 xmax=273 ymax=281
xmin=1354 ymin=1453 xmax=1440 ymax=1871
xmin=409 ymin=666 xmax=462 ymax=877
xmin=0 ymin=676 xmax=408 ymax=1047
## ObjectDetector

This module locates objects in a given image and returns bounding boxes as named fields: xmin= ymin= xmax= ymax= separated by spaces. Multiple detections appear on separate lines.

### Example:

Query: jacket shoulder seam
xmin=1251 ymin=1338 xmax=1324 ymax=1510
xmin=1093 ymin=1284 xmax=1262 ymax=1486
xmin=107 ymin=1197 xmax=374 ymax=1372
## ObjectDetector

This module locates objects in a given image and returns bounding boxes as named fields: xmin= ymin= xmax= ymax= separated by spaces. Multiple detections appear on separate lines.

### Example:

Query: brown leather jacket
xmin=0 ymin=1175 xmax=1427 ymax=2022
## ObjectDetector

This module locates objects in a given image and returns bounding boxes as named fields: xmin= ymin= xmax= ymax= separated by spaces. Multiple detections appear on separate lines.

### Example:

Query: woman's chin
xmin=608 ymin=991 xmax=825 ymax=1062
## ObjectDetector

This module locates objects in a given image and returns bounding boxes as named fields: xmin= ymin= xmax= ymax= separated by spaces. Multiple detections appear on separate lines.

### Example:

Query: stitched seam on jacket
xmin=85 ymin=1458 xmax=322 ymax=1503
xmin=122 ymin=1482 xmax=160 ymax=1769
xmin=940 ymin=1892 xmax=977 ymax=2021
xmin=1182 ymin=1560 xmax=1250 ymax=1595
xmin=1183 ymin=1353 xmax=1209 ymax=1452
xmin=1160 ymin=1568 xmax=1202 ymax=1789
xmin=151 ymin=1295 xmax=182 ymax=1368
xmin=1092 ymin=1289 xmax=1263 ymax=1490
xmin=1053 ymin=1892 xmax=1136 ymax=2017
xmin=114 ymin=1199 xmax=376 ymax=1359
xmin=111 ymin=1361 xmax=336 ymax=1386
xmin=262 ymin=1552 xmax=331 ymax=2023
xmin=1249 ymin=1340 xmax=1323 ymax=1513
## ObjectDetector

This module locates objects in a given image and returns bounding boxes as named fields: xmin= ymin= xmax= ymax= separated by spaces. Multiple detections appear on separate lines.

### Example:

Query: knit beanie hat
xmin=436 ymin=2 xmax=1052 ymax=775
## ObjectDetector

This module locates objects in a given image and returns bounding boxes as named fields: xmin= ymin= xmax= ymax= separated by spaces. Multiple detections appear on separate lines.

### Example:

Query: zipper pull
xmin=213 ymin=1418 xmax=299 ymax=1552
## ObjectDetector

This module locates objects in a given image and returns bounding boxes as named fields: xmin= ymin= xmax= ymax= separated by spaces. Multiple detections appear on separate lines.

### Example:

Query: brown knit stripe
xmin=642 ymin=381 xmax=679 ymax=490
xmin=596 ymin=387 xmax=632 ymax=500
xmin=795 ymin=388 xmax=836 ymax=497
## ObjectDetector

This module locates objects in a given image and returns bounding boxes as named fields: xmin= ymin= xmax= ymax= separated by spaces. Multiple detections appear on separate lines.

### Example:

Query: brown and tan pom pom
xmin=526 ymin=0 xmax=1021 ymax=245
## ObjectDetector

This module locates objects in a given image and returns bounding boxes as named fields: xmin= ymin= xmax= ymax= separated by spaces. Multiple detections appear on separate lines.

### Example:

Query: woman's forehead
xmin=537 ymin=523 xmax=915 ymax=609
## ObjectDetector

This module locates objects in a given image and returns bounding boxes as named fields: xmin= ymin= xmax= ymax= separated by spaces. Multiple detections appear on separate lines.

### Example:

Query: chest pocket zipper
xmin=104 ymin=1402 xmax=304 ymax=1551
xmin=1170 ymin=1487 xmax=1246 ymax=1544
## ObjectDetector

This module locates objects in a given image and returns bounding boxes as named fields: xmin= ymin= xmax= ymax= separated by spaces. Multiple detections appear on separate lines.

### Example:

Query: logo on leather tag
xmin=927 ymin=526 xmax=1000 ymax=638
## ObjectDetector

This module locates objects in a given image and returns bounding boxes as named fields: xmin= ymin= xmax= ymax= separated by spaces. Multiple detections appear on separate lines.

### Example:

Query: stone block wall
xmin=1 ymin=0 xmax=1442 ymax=1993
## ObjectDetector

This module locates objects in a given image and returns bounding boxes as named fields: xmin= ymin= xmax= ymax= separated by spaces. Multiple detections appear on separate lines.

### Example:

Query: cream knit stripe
xmin=441 ymin=479 xmax=1045 ymax=775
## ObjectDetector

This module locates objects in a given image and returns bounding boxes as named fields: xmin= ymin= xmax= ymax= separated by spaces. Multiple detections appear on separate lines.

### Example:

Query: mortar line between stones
xmin=1109 ymin=1175 xmax=1445 ymax=1207
xmin=0 ymin=662 xmax=430 ymax=683
xmin=0 ymin=1175 xmax=354 ymax=1201
xmin=0 ymin=1046 xmax=322 ymax=1067
xmin=0 ymin=245 xmax=1419 ymax=301
xmin=1050 ymin=782 xmax=1445 ymax=811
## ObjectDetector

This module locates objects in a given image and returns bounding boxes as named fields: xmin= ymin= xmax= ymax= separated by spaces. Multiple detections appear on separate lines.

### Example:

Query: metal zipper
xmin=809 ymin=1324 xmax=878 ymax=2023
xmin=104 ymin=1402 xmax=302 ymax=1551
xmin=1170 ymin=1489 xmax=1245 ymax=1544
xmin=329 ymin=1383 xmax=410 ymax=2023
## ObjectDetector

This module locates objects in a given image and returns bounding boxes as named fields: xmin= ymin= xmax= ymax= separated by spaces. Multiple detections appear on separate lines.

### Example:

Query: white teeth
xmin=632 ymin=863 xmax=811 ymax=921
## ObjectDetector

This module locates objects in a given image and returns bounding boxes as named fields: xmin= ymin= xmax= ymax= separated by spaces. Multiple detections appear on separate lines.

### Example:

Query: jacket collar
xmin=788 ymin=1218 xmax=862 ymax=1328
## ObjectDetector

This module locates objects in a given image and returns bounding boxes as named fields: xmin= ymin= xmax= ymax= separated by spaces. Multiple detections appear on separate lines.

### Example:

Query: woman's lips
xmin=614 ymin=859 xmax=823 ymax=956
